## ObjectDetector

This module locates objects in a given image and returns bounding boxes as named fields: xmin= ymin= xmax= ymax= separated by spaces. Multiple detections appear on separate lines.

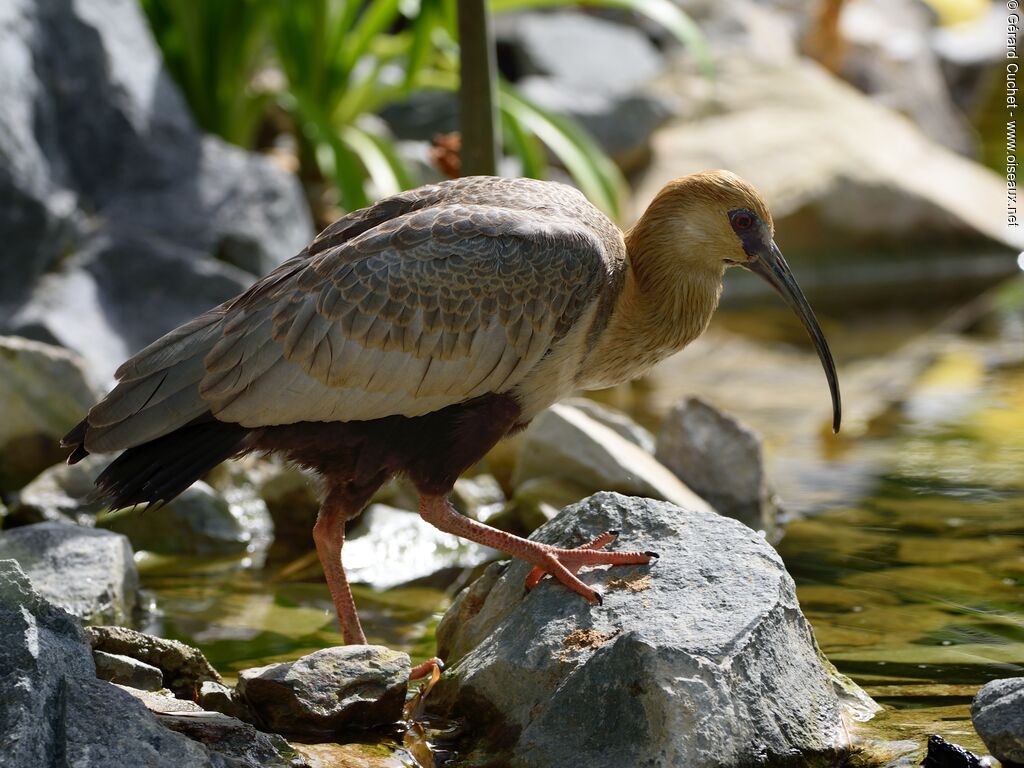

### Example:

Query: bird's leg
xmin=312 ymin=492 xmax=366 ymax=645
xmin=418 ymin=495 xmax=655 ymax=604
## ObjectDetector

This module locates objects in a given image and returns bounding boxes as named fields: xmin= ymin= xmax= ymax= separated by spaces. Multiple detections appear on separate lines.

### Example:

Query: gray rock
xmin=122 ymin=687 xmax=306 ymax=768
xmin=0 ymin=0 xmax=312 ymax=381
xmin=837 ymin=0 xmax=974 ymax=156
xmin=0 ymin=559 xmax=218 ymax=767
xmin=237 ymin=645 xmax=410 ymax=736
xmin=451 ymin=474 xmax=507 ymax=520
xmin=343 ymin=504 xmax=492 ymax=589
xmin=7 ymin=453 xmax=111 ymax=526
xmin=86 ymin=625 xmax=222 ymax=698
xmin=0 ymin=522 xmax=138 ymax=624
xmin=255 ymin=461 xmax=322 ymax=551
xmin=199 ymin=679 xmax=257 ymax=723
xmin=430 ymin=493 xmax=866 ymax=767
xmin=98 ymin=479 xmax=272 ymax=557
xmin=656 ymin=396 xmax=776 ymax=531
xmin=563 ymin=397 xmax=655 ymax=453
xmin=634 ymin=56 xmax=1020 ymax=308
xmin=93 ymin=649 xmax=164 ymax=691
xmin=157 ymin=710 xmax=307 ymax=768
xmin=0 ymin=335 xmax=98 ymax=491
xmin=971 ymin=677 xmax=1024 ymax=764
xmin=513 ymin=402 xmax=714 ymax=514
xmin=7 ymin=236 xmax=255 ymax=386
xmin=496 ymin=11 xmax=663 ymax=91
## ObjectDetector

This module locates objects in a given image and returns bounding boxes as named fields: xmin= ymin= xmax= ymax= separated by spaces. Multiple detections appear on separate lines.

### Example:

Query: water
xmin=140 ymin=304 xmax=1024 ymax=765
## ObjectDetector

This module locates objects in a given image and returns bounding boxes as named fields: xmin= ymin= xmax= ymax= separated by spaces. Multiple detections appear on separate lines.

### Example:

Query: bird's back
xmin=65 ymin=177 xmax=626 ymax=467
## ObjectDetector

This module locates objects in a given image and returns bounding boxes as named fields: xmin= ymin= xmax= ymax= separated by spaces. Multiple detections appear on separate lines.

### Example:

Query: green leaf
xmin=499 ymin=83 xmax=625 ymax=218
xmin=342 ymin=124 xmax=419 ymax=198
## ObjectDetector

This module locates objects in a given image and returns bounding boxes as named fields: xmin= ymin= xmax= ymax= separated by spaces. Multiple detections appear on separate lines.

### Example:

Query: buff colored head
xmin=632 ymin=170 xmax=841 ymax=432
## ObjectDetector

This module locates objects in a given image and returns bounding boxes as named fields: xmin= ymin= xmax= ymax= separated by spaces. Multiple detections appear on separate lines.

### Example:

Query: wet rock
xmin=921 ymin=734 xmax=988 ymax=768
xmin=93 ymin=649 xmax=164 ymax=691
xmin=199 ymin=679 xmax=257 ymax=723
xmin=0 ymin=0 xmax=312 ymax=382
xmin=86 ymin=625 xmax=222 ymax=697
xmin=237 ymin=645 xmax=410 ymax=736
xmin=430 ymin=492 xmax=863 ymax=767
xmin=636 ymin=57 xmax=1020 ymax=309
xmin=0 ymin=559 xmax=218 ymax=766
xmin=6 ymin=453 xmax=111 ymax=526
xmin=98 ymin=479 xmax=272 ymax=557
xmin=656 ymin=396 xmax=775 ymax=531
xmin=0 ymin=521 xmax=138 ymax=624
xmin=513 ymin=402 xmax=714 ymax=514
xmin=124 ymin=687 xmax=306 ymax=768
xmin=0 ymin=335 xmax=98 ymax=491
xmin=158 ymin=710 xmax=307 ymax=768
xmin=343 ymin=504 xmax=492 ymax=590
xmin=971 ymin=677 xmax=1024 ymax=765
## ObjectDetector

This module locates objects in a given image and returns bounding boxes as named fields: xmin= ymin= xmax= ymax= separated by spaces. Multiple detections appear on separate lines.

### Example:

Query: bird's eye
xmin=731 ymin=211 xmax=754 ymax=231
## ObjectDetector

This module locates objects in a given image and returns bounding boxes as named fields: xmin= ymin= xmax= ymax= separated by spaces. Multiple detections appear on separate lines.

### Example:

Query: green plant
xmin=140 ymin=0 xmax=707 ymax=221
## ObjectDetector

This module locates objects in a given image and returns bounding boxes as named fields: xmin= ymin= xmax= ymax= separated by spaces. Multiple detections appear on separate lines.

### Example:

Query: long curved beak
xmin=747 ymin=240 xmax=842 ymax=433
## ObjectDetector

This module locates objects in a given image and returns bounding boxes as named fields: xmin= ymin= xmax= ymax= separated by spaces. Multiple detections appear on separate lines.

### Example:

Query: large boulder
xmin=0 ymin=559 xmax=219 ymax=767
xmin=635 ymin=55 xmax=1019 ymax=309
xmin=0 ymin=335 xmax=98 ymax=491
xmin=0 ymin=521 xmax=139 ymax=624
xmin=0 ymin=0 xmax=313 ymax=382
xmin=430 ymin=493 xmax=872 ymax=767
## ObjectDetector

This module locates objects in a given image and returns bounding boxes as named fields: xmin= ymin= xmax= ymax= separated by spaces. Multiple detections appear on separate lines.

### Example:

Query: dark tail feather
xmin=94 ymin=418 xmax=250 ymax=509
xmin=62 ymin=418 xmax=90 ymax=464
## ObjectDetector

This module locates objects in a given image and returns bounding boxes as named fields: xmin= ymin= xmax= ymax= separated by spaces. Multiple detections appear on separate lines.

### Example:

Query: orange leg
xmin=418 ymin=496 xmax=656 ymax=604
xmin=524 ymin=530 xmax=620 ymax=591
xmin=312 ymin=493 xmax=366 ymax=645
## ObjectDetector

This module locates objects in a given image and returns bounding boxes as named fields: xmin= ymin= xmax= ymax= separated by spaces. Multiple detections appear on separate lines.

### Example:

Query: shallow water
xmin=140 ymin=305 xmax=1024 ymax=765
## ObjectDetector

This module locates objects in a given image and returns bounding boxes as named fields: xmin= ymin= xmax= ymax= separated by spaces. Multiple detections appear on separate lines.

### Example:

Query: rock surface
xmin=0 ymin=0 xmax=312 ymax=382
xmin=495 ymin=11 xmax=673 ymax=169
xmin=0 ymin=559 xmax=219 ymax=767
xmin=237 ymin=645 xmax=410 ymax=736
xmin=98 ymin=479 xmax=273 ymax=557
xmin=971 ymin=677 xmax=1024 ymax=764
xmin=0 ymin=335 xmax=98 ymax=491
xmin=430 ymin=493 xmax=861 ymax=767
xmin=513 ymin=402 xmax=714 ymax=514
xmin=86 ymin=625 xmax=222 ymax=698
xmin=637 ymin=56 xmax=1019 ymax=307
xmin=656 ymin=396 xmax=775 ymax=531
xmin=93 ymin=649 xmax=164 ymax=691
xmin=0 ymin=521 xmax=138 ymax=624
xmin=6 ymin=454 xmax=111 ymax=526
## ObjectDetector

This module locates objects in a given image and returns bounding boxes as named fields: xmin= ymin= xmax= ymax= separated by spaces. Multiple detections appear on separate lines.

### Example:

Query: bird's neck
xmin=578 ymin=227 xmax=723 ymax=390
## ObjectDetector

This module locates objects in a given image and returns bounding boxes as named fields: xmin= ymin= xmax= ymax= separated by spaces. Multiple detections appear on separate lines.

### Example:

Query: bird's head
xmin=630 ymin=169 xmax=842 ymax=432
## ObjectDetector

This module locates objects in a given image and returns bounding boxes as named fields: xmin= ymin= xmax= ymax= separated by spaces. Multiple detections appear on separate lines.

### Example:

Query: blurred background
xmin=0 ymin=0 xmax=1022 ymax=764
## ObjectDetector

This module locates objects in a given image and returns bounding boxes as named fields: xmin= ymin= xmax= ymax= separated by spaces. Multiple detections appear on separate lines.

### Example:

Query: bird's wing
xmin=196 ymin=202 xmax=616 ymax=427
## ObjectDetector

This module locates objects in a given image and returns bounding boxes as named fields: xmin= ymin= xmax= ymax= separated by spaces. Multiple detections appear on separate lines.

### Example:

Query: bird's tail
xmin=89 ymin=417 xmax=249 ymax=509
xmin=61 ymin=306 xmax=250 ymax=508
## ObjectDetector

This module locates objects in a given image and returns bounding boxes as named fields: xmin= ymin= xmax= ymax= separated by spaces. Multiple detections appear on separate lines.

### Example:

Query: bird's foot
xmin=524 ymin=530 xmax=658 ymax=604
